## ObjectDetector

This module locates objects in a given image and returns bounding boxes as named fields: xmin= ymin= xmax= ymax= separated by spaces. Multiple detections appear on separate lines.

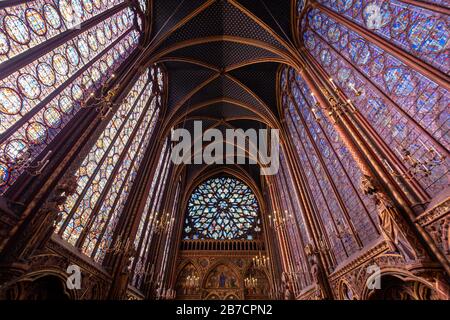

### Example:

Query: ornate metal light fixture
xmin=252 ymin=251 xmax=269 ymax=271
xmin=333 ymin=219 xmax=352 ymax=240
xmin=106 ymin=236 xmax=135 ymax=255
xmin=315 ymin=78 xmax=446 ymax=181
xmin=385 ymin=143 xmax=446 ymax=179
xmin=268 ymin=210 xmax=294 ymax=230
xmin=79 ymin=74 xmax=128 ymax=120
xmin=153 ymin=212 xmax=175 ymax=234
xmin=185 ymin=275 xmax=200 ymax=293
xmin=347 ymin=81 xmax=362 ymax=96
xmin=244 ymin=276 xmax=258 ymax=291
xmin=11 ymin=148 xmax=52 ymax=177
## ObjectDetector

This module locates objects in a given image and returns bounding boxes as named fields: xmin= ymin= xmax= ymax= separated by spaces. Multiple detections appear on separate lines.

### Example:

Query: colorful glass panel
xmin=316 ymin=0 xmax=450 ymax=73
xmin=184 ymin=177 xmax=261 ymax=240
xmin=0 ymin=3 xmax=140 ymax=193
xmin=303 ymin=8 xmax=449 ymax=198
xmin=55 ymin=67 xmax=164 ymax=263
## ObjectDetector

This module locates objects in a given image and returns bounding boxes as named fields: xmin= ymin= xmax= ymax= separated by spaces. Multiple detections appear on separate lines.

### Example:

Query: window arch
xmin=183 ymin=176 xmax=261 ymax=241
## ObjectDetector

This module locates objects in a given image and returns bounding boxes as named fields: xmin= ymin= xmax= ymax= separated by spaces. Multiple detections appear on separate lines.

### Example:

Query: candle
xmin=430 ymin=144 xmax=442 ymax=158
xmin=395 ymin=148 xmax=404 ymax=160
xmin=419 ymin=139 xmax=429 ymax=151
xmin=329 ymin=78 xmax=337 ymax=90
xmin=346 ymin=99 xmax=356 ymax=112
xmin=383 ymin=159 xmax=394 ymax=173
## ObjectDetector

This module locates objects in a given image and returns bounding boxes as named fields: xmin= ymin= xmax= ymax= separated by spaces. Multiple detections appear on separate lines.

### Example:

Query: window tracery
xmin=0 ymin=1 xmax=141 ymax=193
xmin=55 ymin=66 xmax=163 ymax=263
xmin=183 ymin=177 xmax=261 ymax=241
xmin=303 ymin=7 xmax=449 ymax=198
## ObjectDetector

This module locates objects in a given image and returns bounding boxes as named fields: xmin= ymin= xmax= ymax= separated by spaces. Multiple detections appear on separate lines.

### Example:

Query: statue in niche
xmin=281 ymin=273 xmax=294 ymax=300
xmin=360 ymin=174 xmax=426 ymax=262
xmin=305 ymin=243 xmax=330 ymax=300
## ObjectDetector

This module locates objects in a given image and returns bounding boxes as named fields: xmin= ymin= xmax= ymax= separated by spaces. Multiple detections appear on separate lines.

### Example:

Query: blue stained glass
xmin=316 ymin=0 xmax=450 ymax=73
xmin=184 ymin=177 xmax=260 ymax=240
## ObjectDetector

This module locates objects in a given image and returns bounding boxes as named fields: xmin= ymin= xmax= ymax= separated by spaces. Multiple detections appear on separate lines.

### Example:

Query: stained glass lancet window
xmin=55 ymin=66 xmax=164 ymax=263
xmin=0 ymin=0 xmax=141 ymax=193
xmin=312 ymin=0 xmax=449 ymax=73
xmin=301 ymin=6 xmax=449 ymax=199
xmin=281 ymin=67 xmax=379 ymax=264
xmin=274 ymin=149 xmax=312 ymax=288
xmin=131 ymin=140 xmax=173 ymax=289
xmin=184 ymin=177 xmax=261 ymax=240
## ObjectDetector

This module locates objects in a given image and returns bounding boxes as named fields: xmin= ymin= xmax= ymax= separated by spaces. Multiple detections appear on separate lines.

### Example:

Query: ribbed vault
xmin=143 ymin=0 xmax=300 ymax=179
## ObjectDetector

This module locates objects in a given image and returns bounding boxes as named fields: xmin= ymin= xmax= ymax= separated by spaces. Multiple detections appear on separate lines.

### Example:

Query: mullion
xmin=73 ymin=86 xmax=156 ymax=247
xmin=0 ymin=27 xmax=134 ymax=144
xmin=139 ymin=149 xmax=171 ymax=273
xmin=286 ymin=107 xmax=349 ymax=258
xmin=293 ymin=78 xmax=378 ymax=232
xmin=0 ymin=2 xmax=128 ymax=77
xmin=309 ymin=27 xmax=446 ymax=152
xmin=131 ymin=144 xmax=168 ymax=273
xmin=58 ymin=73 xmax=151 ymax=234
xmin=89 ymin=103 xmax=159 ymax=258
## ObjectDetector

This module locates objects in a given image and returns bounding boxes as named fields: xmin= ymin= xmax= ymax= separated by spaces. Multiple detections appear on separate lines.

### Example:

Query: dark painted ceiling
xmin=143 ymin=0 xmax=296 ymax=185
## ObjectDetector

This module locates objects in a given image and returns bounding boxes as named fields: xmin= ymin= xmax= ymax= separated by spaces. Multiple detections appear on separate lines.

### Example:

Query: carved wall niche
xmin=244 ymin=266 xmax=270 ymax=299
xmin=200 ymin=261 xmax=244 ymax=300
xmin=204 ymin=263 xmax=240 ymax=290
xmin=338 ymin=280 xmax=358 ymax=300
xmin=325 ymin=238 xmax=449 ymax=300
xmin=2 ymin=274 xmax=72 ymax=300
xmin=0 ymin=237 xmax=112 ymax=300
xmin=174 ymin=253 xmax=271 ymax=300
xmin=363 ymin=274 xmax=441 ymax=300
xmin=175 ymin=262 xmax=201 ymax=298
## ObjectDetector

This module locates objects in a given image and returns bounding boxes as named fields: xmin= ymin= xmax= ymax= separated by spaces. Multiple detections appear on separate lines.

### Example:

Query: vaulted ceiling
xmin=141 ymin=0 xmax=301 ymax=186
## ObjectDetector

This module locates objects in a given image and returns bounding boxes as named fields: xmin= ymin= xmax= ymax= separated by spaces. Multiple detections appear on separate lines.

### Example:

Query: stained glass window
xmin=281 ymin=67 xmax=379 ymax=264
xmin=184 ymin=177 xmax=261 ymax=240
xmin=274 ymin=149 xmax=312 ymax=288
xmin=131 ymin=141 xmax=173 ymax=288
xmin=0 ymin=0 xmax=125 ymax=64
xmin=302 ymin=7 xmax=449 ymax=199
xmin=55 ymin=66 xmax=164 ymax=263
xmin=315 ymin=0 xmax=449 ymax=73
xmin=0 ymin=0 xmax=142 ymax=193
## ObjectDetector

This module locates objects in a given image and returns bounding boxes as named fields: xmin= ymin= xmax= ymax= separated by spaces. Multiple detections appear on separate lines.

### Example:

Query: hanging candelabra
xmin=347 ymin=81 xmax=362 ymax=96
xmin=79 ymin=75 xmax=126 ymax=120
xmin=252 ymin=251 xmax=270 ymax=273
xmin=381 ymin=142 xmax=446 ymax=179
xmin=106 ymin=236 xmax=135 ymax=255
xmin=309 ymin=77 xmax=360 ymax=125
xmin=333 ymin=219 xmax=352 ymax=240
xmin=153 ymin=212 xmax=175 ymax=234
xmin=9 ymin=146 xmax=52 ymax=177
xmin=268 ymin=210 xmax=295 ymax=231
xmin=185 ymin=275 xmax=200 ymax=294
xmin=322 ymin=77 xmax=446 ymax=180
xmin=282 ymin=269 xmax=303 ymax=291
xmin=244 ymin=276 xmax=258 ymax=291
